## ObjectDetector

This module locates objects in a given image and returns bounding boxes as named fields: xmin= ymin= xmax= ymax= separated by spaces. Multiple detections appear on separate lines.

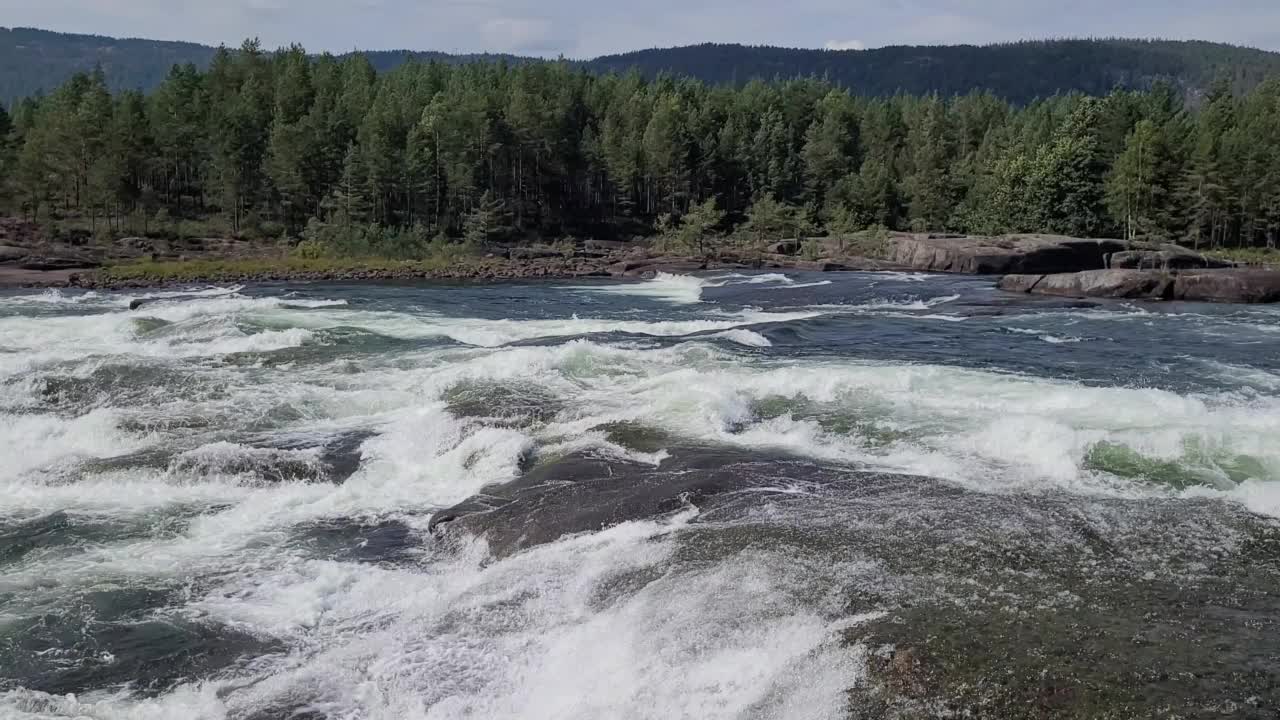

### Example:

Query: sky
xmin=3 ymin=0 xmax=1279 ymax=57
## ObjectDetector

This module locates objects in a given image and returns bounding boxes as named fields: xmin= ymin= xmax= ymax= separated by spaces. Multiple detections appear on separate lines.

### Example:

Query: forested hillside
xmin=0 ymin=27 xmax=526 ymax=105
xmin=592 ymin=40 xmax=1280 ymax=103
xmin=2 ymin=40 xmax=1278 ymax=258
xmin=5 ymin=27 xmax=1280 ymax=106
xmin=0 ymin=28 xmax=218 ymax=104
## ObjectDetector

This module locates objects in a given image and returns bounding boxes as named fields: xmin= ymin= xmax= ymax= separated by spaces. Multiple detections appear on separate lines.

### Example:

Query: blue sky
xmin=3 ymin=0 xmax=1279 ymax=56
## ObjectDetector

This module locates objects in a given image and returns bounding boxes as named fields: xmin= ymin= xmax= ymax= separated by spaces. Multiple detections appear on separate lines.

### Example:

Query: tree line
xmin=1 ymin=39 xmax=1279 ymax=256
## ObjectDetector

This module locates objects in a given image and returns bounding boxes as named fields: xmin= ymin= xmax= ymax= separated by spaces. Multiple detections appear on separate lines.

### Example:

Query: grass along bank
xmin=76 ymin=245 xmax=629 ymax=288
xmin=1204 ymin=246 xmax=1280 ymax=267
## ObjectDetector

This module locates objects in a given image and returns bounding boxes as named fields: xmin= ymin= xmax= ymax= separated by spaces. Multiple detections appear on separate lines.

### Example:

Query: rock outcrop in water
xmin=429 ymin=448 xmax=772 ymax=557
xmin=888 ymin=233 xmax=1237 ymax=276
xmin=999 ymin=268 xmax=1280 ymax=303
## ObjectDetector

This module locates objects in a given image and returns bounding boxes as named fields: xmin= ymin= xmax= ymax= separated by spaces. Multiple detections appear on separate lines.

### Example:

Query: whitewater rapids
xmin=2 ymin=272 xmax=1279 ymax=718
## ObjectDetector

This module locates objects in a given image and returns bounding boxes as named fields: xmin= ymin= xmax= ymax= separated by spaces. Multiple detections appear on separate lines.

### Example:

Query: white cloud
xmin=824 ymin=39 xmax=866 ymax=51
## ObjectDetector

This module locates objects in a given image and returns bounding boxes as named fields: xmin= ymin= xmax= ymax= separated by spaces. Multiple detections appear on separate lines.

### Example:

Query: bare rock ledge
xmin=998 ymin=269 xmax=1280 ymax=304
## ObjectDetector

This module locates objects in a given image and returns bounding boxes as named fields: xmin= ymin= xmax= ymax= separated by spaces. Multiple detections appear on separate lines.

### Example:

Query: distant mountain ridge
xmin=590 ymin=39 xmax=1280 ymax=101
xmin=4 ymin=26 xmax=1280 ymax=106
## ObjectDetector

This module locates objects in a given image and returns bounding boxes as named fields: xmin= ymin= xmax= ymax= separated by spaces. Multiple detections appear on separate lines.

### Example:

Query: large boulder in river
xmin=608 ymin=256 xmax=707 ymax=277
xmin=765 ymin=239 xmax=801 ymax=256
xmin=1171 ymin=269 xmax=1280 ymax=303
xmin=0 ymin=244 xmax=29 ymax=263
xmin=999 ymin=268 xmax=1280 ymax=304
xmin=999 ymin=269 xmax=1174 ymax=300
xmin=891 ymin=233 xmax=1127 ymax=274
xmin=18 ymin=256 xmax=101 ymax=271
xmin=1109 ymin=244 xmax=1232 ymax=270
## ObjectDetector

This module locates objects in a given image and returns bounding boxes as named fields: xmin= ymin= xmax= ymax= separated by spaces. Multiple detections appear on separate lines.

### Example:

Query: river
xmin=1 ymin=272 xmax=1278 ymax=718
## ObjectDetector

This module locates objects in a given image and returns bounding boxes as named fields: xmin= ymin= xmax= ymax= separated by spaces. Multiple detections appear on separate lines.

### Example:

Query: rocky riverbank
xmin=51 ymin=251 xmax=907 ymax=291
xmin=999 ymin=268 xmax=1280 ymax=303
xmin=5 ymin=219 xmax=1279 ymax=303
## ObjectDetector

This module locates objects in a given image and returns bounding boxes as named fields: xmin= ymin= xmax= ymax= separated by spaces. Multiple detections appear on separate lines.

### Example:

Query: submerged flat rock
xmin=999 ymin=268 xmax=1280 ymax=303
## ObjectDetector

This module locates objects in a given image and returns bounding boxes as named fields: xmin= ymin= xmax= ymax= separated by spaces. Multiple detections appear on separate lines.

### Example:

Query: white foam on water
xmin=1006 ymin=327 xmax=1086 ymax=344
xmin=0 ymin=294 xmax=337 ymax=377
xmin=709 ymin=328 xmax=773 ymax=347
xmin=347 ymin=403 xmax=534 ymax=509
xmin=314 ymin=334 xmax=1280 ymax=514
xmin=13 ymin=288 xmax=106 ymax=305
xmin=1 ymin=504 xmax=869 ymax=719
xmin=571 ymin=272 xmax=830 ymax=306
xmin=876 ymin=271 xmax=936 ymax=283
xmin=539 ymin=431 xmax=672 ymax=467
xmin=0 ymin=686 xmax=227 ymax=720
xmin=0 ymin=408 xmax=143 ymax=483
xmin=883 ymin=311 xmax=968 ymax=322
xmin=795 ymin=294 xmax=963 ymax=317
xmin=857 ymin=293 xmax=961 ymax=311
xmin=774 ymin=279 xmax=834 ymax=290
xmin=1199 ymin=359 xmax=1280 ymax=393
xmin=708 ymin=272 xmax=792 ymax=284
xmin=1182 ymin=479 xmax=1280 ymax=518
xmin=435 ymin=343 xmax=1280 ymax=507
xmin=571 ymin=272 xmax=712 ymax=304
xmin=711 ymin=273 xmax=836 ymax=291
xmin=183 ymin=513 xmax=863 ymax=720
xmin=0 ymin=471 xmax=260 ymax=520
xmin=270 ymin=306 xmax=819 ymax=347
xmin=168 ymin=441 xmax=326 ymax=481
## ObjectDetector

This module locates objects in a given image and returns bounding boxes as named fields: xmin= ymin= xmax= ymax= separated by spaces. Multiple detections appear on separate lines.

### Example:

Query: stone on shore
xmin=999 ymin=268 xmax=1280 ymax=304
xmin=0 ymin=244 xmax=29 ymax=263
xmin=891 ymin=233 xmax=1127 ymax=274
xmin=608 ymin=257 xmax=708 ymax=277
xmin=1108 ymin=244 xmax=1233 ymax=270
xmin=1171 ymin=269 xmax=1280 ymax=303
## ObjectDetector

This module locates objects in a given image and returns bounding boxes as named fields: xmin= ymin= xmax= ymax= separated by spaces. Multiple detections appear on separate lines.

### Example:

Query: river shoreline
xmin=0 ymin=251 xmax=903 ymax=291
xmin=4 ymin=232 xmax=1279 ymax=304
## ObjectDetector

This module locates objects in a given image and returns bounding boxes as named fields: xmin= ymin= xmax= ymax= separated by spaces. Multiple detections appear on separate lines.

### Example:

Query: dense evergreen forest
xmin=7 ymin=27 xmax=1280 ymax=107
xmin=2 ymin=40 xmax=1279 ymax=256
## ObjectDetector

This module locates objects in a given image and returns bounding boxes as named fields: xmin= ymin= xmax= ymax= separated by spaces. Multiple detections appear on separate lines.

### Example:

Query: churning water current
xmin=1 ymin=271 xmax=1279 ymax=718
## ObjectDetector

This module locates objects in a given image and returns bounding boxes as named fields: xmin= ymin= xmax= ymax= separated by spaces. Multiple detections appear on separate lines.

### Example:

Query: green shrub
xmin=259 ymin=220 xmax=287 ymax=240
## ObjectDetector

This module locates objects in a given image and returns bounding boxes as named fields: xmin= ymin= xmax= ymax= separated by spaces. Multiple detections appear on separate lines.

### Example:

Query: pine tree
xmin=325 ymin=143 xmax=371 ymax=225
xmin=742 ymin=195 xmax=802 ymax=246
xmin=904 ymin=97 xmax=955 ymax=231
xmin=113 ymin=91 xmax=152 ymax=219
xmin=642 ymin=92 xmax=689 ymax=215
xmin=0 ymin=102 xmax=13 ymax=201
xmin=750 ymin=106 xmax=799 ymax=203
xmin=1035 ymin=97 xmax=1109 ymax=237
xmin=407 ymin=101 xmax=445 ymax=231
xmin=801 ymin=91 xmax=858 ymax=211
xmin=1182 ymin=82 xmax=1233 ymax=248
xmin=14 ymin=114 xmax=55 ymax=220
xmin=462 ymin=190 xmax=509 ymax=247
xmin=674 ymin=197 xmax=724 ymax=255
